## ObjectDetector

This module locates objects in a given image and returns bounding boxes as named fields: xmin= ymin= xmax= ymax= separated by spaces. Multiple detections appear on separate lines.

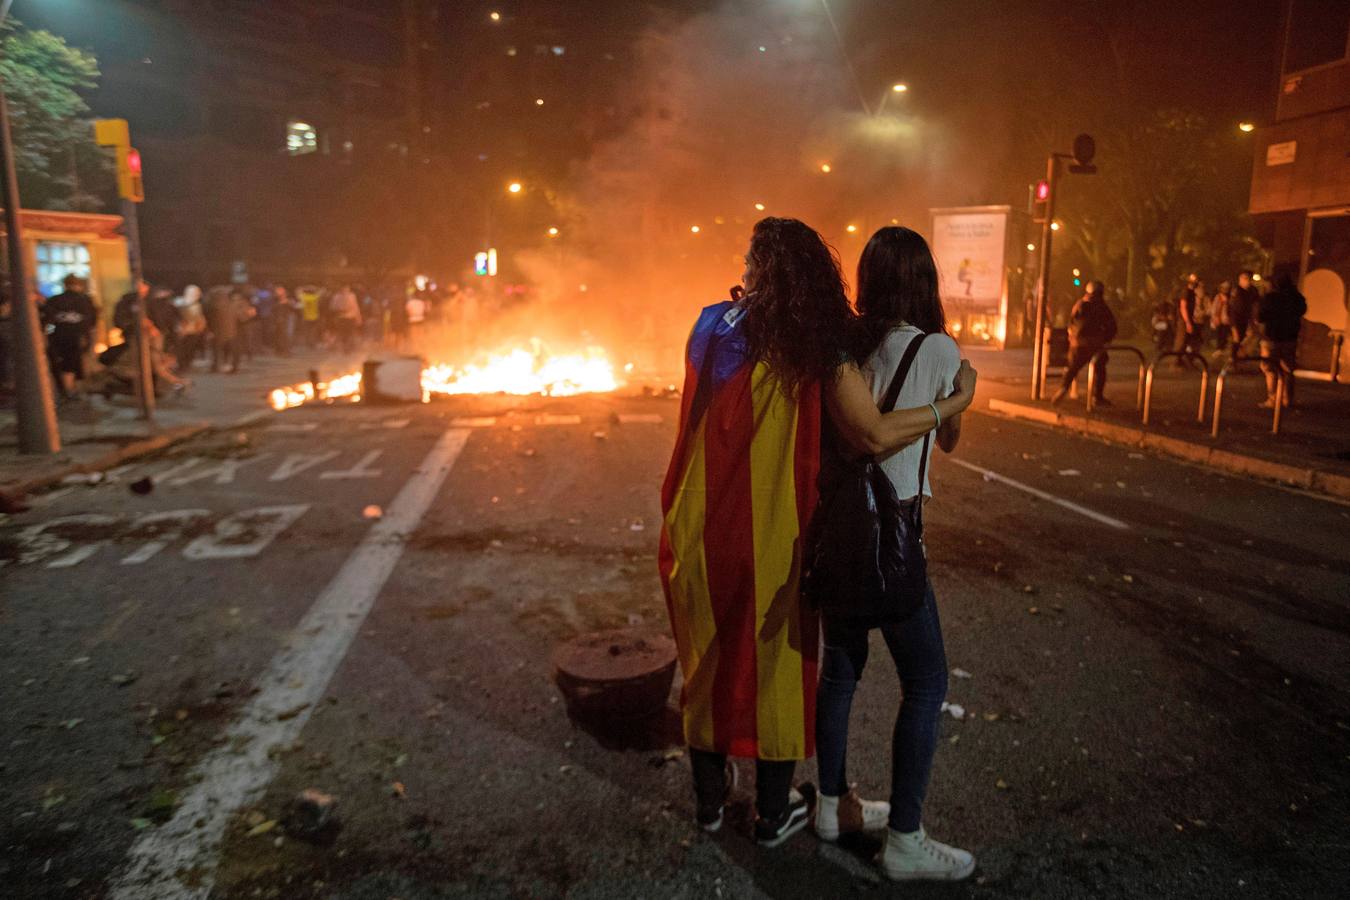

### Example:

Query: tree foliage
xmin=0 ymin=20 xmax=108 ymax=211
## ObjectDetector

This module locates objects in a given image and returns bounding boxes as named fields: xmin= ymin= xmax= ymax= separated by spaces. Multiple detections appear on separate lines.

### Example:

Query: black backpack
xmin=802 ymin=334 xmax=931 ymax=626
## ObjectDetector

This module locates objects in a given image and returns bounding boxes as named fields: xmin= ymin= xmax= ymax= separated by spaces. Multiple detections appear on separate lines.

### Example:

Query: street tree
xmin=1 ymin=20 xmax=107 ymax=212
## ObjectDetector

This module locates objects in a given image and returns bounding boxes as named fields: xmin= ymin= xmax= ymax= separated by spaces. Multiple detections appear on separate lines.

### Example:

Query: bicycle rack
xmin=1086 ymin=345 xmax=1147 ymax=414
xmin=1212 ymin=358 xmax=1295 ymax=438
xmin=1143 ymin=352 xmax=1209 ymax=426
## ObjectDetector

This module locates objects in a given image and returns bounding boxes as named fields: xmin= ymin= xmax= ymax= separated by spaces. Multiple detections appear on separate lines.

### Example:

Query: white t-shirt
xmin=863 ymin=324 xmax=961 ymax=500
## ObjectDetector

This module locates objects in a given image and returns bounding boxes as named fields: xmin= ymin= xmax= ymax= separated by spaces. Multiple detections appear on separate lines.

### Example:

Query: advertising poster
xmin=931 ymin=210 xmax=1008 ymax=318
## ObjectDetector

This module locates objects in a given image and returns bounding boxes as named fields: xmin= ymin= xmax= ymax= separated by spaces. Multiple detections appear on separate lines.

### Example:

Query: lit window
xmin=286 ymin=120 xmax=317 ymax=155
xmin=36 ymin=241 xmax=92 ymax=299
xmin=551 ymin=46 xmax=565 ymax=56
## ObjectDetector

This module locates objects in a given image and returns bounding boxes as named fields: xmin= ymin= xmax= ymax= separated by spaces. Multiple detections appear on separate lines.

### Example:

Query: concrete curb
xmin=984 ymin=397 xmax=1350 ymax=501
xmin=3 ymin=418 xmax=229 ymax=498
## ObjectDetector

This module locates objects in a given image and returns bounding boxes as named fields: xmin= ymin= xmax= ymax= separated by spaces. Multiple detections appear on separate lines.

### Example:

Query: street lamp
xmin=0 ymin=0 xmax=60 ymax=453
xmin=507 ymin=181 xmax=522 ymax=194
xmin=876 ymin=82 xmax=909 ymax=115
xmin=754 ymin=202 xmax=765 ymax=211
xmin=820 ymin=162 xmax=832 ymax=173
xmin=1238 ymin=121 xmax=1255 ymax=133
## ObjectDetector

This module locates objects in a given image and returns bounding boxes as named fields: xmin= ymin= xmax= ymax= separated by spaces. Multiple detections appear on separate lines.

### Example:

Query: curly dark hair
xmin=853 ymin=226 xmax=948 ymax=360
xmin=740 ymin=217 xmax=855 ymax=395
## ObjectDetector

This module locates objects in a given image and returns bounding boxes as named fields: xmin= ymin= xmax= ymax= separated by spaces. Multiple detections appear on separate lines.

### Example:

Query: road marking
xmin=11 ymin=515 xmax=119 ymax=567
xmin=269 ymin=451 xmax=340 ymax=482
xmin=151 ymin=458 xmax=202 ymax=483
xmin=267 ymin=422 xmax=318 ymax=433
xmin=120 ymin=509 xmax=211 ymax=565
xmin=110 ymin=428 xmax=470 ymax=900
xmin=167 ymin=455 xmax=271 ymax=487
xmin=451 ymin=416 xmax=497 ymax=428
xmin=948 ymin=458 xmax=1131 ymax=531
xmin=360 ymin=418 xmax=410 ymax=430
xmin=617 ymin=413 xmax=664 ymax=424
xmin=182 ymin=505 xmax=310 ymax=560
xmin=535 ymin=414 xmax=582 ymax=426
xmin=319 ymin=449 xmax=383 ymax=480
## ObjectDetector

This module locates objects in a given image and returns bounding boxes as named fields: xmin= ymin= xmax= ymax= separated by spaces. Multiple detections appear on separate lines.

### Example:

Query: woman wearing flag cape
xmin=659 ymin=218 xmax=977 ymax=846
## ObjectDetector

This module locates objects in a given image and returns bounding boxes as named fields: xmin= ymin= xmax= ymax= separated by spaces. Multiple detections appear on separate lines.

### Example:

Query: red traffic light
xmin=1035 ymin=179 xmax=1050 ymax=202
xmin=126 ymin=149 xmax=142 ymax=174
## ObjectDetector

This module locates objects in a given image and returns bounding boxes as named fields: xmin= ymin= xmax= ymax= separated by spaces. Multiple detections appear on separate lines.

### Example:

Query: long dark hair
xmin=740 ymin=217 xmax=854 ymax=394
xmin=853 ymin=226 xmax=948 ymax=360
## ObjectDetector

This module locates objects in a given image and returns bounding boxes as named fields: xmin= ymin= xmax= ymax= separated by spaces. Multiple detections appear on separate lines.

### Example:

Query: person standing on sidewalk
xmin=173 ymin=285 xmax=207 ymax=372
xmin=1256 ymin=272 xmax=1307 ymax=409
xmin=1051 ymin=280 xmax=1117 ymax=407
xmin=207 ymin=285 xmax=239 ymax=373
xmin=812 ymin=225 xmax=976 ymax=882
xmin=1229 ymin=271 xmax=1259 ymax=361
xmin=42 ymin=274 xmax=99 ymax=399
xmin=330 ymin=284 xmax=362 ymax=352
xmin=272 ymin=285 xmax=295 ymax=357
xmin=1173 ymin=275 xmax=1202 ymax=368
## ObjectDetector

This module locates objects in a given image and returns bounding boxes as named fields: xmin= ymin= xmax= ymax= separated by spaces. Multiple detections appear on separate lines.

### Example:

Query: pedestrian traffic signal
xmin=92 ymin=118 xmax=145 ymax=202
xmin=474 ymin=252 xmax=489 ymax=276
xmin=1035 ymin=180 xmax=1050 ymax=203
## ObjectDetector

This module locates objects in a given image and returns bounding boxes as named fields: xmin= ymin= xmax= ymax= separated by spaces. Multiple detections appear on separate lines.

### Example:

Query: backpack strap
xmin=880 ymin=332 xmax=928 ymax=412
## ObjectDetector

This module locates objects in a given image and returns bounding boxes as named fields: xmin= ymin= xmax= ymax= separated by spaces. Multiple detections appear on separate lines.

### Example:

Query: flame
xmin=422 ymin=346 xmax=619 ymax=397
xmin=268 ymin=344 xmax=620 ymax=410
xmin=268 ymin=371 xmax=363 ymax=411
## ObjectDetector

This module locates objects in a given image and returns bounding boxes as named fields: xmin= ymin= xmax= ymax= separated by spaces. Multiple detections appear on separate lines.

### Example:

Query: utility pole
xmin=0 ymin=0 xmax=61 ymax=454
xmin=93 ymin=119 xmax=152 ymax=421
xmin=1029 ymin=134 xmax=1097 ymax=400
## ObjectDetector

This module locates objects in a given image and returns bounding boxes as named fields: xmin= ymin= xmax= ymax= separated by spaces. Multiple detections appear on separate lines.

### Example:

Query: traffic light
xmin=1035 ymin=180 xmax=1050 ymax=203
xmin=93 ymin=118 xmax=144 ymax=202
xmin=474 ymin=252 xmax=489 ymax=276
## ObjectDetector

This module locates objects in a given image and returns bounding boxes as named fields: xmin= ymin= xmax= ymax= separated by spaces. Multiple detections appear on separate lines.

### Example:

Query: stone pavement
xmin=0 ymin=347 xmax=365 ymax=498
xmin=965 ymin=344 xmax=1350 ymax=499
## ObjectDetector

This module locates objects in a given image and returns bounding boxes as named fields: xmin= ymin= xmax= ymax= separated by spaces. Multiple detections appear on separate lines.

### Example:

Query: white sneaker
xmin=879 ymin=826 xmax=975 ymax=881
xmin=814 ymin=786 xmax=890 ymax=842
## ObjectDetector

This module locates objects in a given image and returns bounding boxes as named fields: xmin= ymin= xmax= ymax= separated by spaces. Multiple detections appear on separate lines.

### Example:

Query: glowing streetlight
xmin=507 ymin=181 xmax=522 ymax=194
xmin=820 ymin=163 xmax=832 ymax=173
xmin=892 ymin=83 xmax=908 ymax=93
xmin=1238 ymin=121 xmax=1255 ymax=133
xmin=489 ymin=10 xmax=501 ymax=22
xmin=535 ymin=98 xmax=545 ymax=106
xmin=754 ymin=202 xmax=765 ymax=211
xmin=547 ymin=226 xmax=559 ymax=237
xmin=1026 ymin=243 xmax=1036 ymax=252
xmin=1050 ymin=221 xmax=1061 ymax=232
xmin=690 ymin=225 xmax=701 ymax=233
xmin=1072 ymin=267 xmax=1081 ymax=277
xmin=845 ymin=224 xmax=858 ymax=233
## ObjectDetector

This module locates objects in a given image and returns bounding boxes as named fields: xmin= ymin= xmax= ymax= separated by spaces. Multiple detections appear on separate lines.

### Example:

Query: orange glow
xmin=547 ymin=226 xmax=559 ymax=236
xmin=270 ymin=345 xmax=621 ymax=410
xmin=507 ymin=181 xmax=523 ymax=194
xmin=846 ymin=224 xmax=858 ymax=233
xmin=820 ymin=163 xmax=832 ymax=173
xmin=690 ymin=224 xmax=701 ymax=233
xmin=754 ymin=202 xmax=765 ymax=211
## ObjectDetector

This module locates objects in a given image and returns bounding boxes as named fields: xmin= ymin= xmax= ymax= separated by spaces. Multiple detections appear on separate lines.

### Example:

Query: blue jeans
xmin=815 ymin=582 xmax=948 ymax=832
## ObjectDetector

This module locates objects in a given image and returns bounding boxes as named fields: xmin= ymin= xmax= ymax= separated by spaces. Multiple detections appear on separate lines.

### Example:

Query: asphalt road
xmin=1 ymin=390 xmax=1347 ymax=899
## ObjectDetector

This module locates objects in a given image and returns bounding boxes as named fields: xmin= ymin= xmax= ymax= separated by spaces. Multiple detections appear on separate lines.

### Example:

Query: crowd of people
xmin=0 ymin=276 xmax=497 ymax=403
xmin=1059 ymin=268 xmax=1309 ymax=410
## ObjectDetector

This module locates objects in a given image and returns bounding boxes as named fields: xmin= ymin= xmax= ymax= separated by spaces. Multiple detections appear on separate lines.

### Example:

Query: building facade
xmin=1249 ymin=1 xmax=1350 ymax=374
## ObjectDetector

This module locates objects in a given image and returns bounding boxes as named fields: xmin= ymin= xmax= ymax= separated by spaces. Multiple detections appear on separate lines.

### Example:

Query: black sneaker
xmin=755 ymin=786 xmax=812 ymax=847
xmin=696 ymin=759 xmax=738 ymax=833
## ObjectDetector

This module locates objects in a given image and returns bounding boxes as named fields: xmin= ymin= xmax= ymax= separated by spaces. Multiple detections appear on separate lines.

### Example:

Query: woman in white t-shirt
xmin=814 ymin=226 xmax=974 ymax=881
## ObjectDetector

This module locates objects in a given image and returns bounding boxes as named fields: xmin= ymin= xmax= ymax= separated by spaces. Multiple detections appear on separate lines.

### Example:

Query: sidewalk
xmin=0 ymin=348 xmax=365 ymax=498
xmin=967 ymin=345 xmax=1350 ymax=499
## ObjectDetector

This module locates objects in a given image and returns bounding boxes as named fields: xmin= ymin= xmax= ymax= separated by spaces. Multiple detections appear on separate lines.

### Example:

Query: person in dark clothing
xmin=147 ymin=287 xmax=179 ymax=360
xmin=1173 ymin=275 xmax=1201 ymax=367
xmin=1051 ymin=280 xmax=1118 ymax=406
xmin=42 ymin=275 xmax=100 ymax=398
xmin=1256 ymin=272 xmax=1307 ymax=409
xmin=113 ymin=279 xmax=150 ymax=336
xmin=1229 ymin=271 xmax=1260 ymax=360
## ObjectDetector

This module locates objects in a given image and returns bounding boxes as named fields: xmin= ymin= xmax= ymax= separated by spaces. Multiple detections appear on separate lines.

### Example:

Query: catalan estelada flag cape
xmin=659 ymin=301 xmax=821 ymax=761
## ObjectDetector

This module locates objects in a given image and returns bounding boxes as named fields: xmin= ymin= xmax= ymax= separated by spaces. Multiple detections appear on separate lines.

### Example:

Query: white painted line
xmin=319 ymin=449 xmax=383 ymax=480
xmin=617 ymin=413 xmax=664 ymax=424
xmin=167 ymin=454 xmax=271 ymax=487
xmin=13 ymin=515 xmax=120 ymax=567
xmin=535 ymin=414 xmax=582 ymax=426
xmin=111 ymin=429 xmax=470 ymax=900
xmin=451 ymin=416 xmax=497 ymax=428
xmin=267 ymin=422 xmax=318 ymax=433
xmin=268 ymin=451 xmax=340 ymax=482
xmin=182 ymin=505 xmax=310 ymax=560
xmin=360 ymin=418 xmax=410 ymax=430
xmin=948 ymin=458 xmax=1131 ymax=531
xmin=120 ymin=509 xmax=210 ymax=565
